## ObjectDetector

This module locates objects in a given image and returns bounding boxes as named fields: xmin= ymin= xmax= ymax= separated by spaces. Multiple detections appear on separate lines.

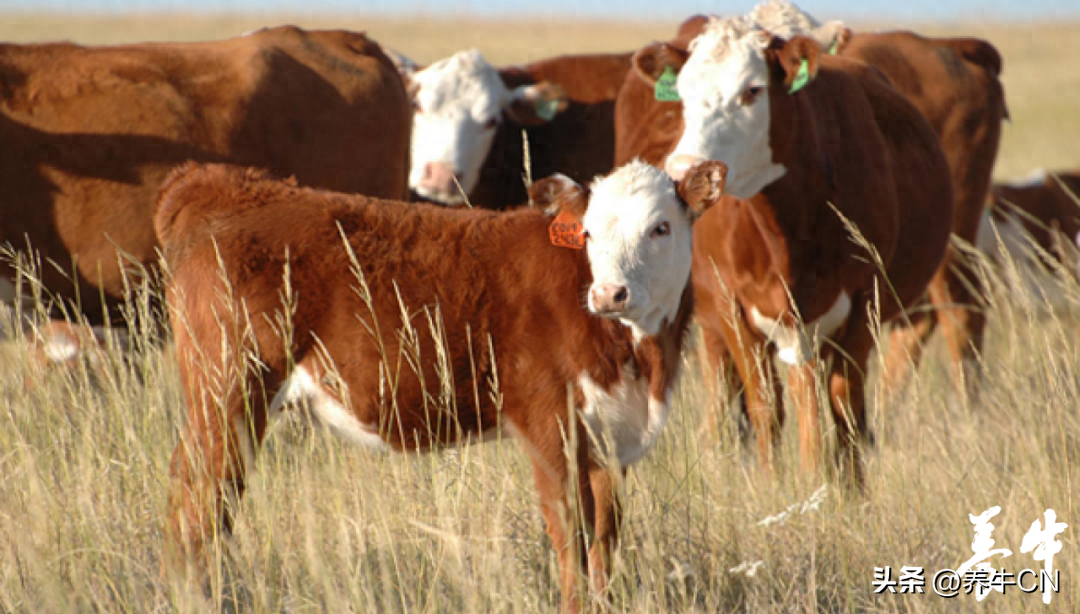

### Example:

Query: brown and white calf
xmin=636 ymin=18 xmax=954 ymax=482
xmin=156 ymin=159 xmax=727 ymax=611
xmin=405 ymin=49 xmax=630 ymax=208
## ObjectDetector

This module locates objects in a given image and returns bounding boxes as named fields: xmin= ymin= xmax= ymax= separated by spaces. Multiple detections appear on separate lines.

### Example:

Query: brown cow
xmin=404 ymin=49 xmax=630 ymax=208
xmin=619 ymin=2 xmax=1006 ymax=389
xmin=0 ymin=26 xmax=410 ymax=325
xmin=635 ymin=18 xmax=954 ymax=482
xmin=157 ymin=159 xmax=728 ymax=612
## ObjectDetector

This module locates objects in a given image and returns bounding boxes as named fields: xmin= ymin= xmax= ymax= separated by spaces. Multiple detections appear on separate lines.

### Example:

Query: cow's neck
xmin=760 ymin=92 xmax=834 ymax=253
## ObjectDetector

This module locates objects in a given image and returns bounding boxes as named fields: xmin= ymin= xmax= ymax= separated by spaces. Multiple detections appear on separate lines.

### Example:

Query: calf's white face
xmin=532 ymin=160 xmax=725 ymax=339
xmin=666 ymin=19 xmax=786 ymax=199
xmin=408 ymin=50 xmax=564 ymax=205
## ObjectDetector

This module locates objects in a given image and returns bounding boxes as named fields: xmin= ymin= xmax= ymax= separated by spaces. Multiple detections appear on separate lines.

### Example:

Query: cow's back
xmin=0 ymin=26 xmax=410 ymax=321
xmin=841 ymin=31 xmax=1005 ymax=239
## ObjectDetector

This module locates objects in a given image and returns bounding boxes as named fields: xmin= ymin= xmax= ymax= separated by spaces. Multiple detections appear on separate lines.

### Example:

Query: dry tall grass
xmin=2 ymin=13 xmax=1080 ymax=614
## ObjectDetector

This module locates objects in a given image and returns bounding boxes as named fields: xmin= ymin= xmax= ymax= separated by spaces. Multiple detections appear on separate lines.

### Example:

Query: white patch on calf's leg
xmin=270 ymin=366 xmax=390 ymax=452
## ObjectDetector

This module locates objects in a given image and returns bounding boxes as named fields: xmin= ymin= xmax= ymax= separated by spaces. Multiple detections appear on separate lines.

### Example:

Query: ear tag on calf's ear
xmin=534 ymin=96 xmax=560 ymax=121
xmin=549 ymin=209 xmax=585 ymax=249
xmin=654 ymin=66 xmax=681 ymax=102
xmin=788 ymin=59 xmax=810 ymax=94
xmin=828 ymin=40 xmax=839 ymax=55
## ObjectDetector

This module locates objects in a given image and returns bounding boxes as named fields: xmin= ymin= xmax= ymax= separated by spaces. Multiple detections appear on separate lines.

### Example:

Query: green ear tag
xmin=534 ymin=97 xmax=560 ymax=121
xmin=654 ymin=66 xmax=681 ymax=102
xmin=828 ymin=40 xmax=839 ymax=55
xmin=788 ymin=59 xmax=810 ymax=94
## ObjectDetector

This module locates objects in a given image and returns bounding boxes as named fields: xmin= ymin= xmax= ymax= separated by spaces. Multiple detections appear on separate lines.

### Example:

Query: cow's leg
xmin=927 ymin=262 xmax=982 ymax=392
xmin=586 ymin=464 xmax=622 ymax=598
xmin=165 ymin=364 xmax=275 ymax=578
xmin=713 ymin=312 xmax=783 ymax=475
xmin=695 ymin=323 xmax=748 ymax=447
xmin=826 ymin=304 xmax=874 ymax=489
xmin=880 ymin=314 xmax=935 ymax=402
xmin=521 ymin=412 xmax=594 ymax=614
xmin=787 ymin=359 xmax=822 ymax=474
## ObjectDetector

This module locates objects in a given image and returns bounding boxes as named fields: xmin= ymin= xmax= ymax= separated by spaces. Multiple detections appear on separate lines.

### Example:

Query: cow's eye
xmin=740 ymin=86 xmax=764 ymax=105
xmin=582 ymin=230 xmax=591 ymax=241
xmin=651 ymin=222 xmax=670 ymax=238
xmin=482 ymin=117 xmax=499 ymax=130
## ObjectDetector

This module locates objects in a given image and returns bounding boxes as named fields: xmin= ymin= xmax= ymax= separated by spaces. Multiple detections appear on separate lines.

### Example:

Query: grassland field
xmin=2 ymin=12 xmax=1080 ymax=614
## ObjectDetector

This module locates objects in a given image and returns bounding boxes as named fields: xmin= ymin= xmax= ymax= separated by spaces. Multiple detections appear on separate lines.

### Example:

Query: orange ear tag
xmin=548 ymin=209 xmax=585 ymax=249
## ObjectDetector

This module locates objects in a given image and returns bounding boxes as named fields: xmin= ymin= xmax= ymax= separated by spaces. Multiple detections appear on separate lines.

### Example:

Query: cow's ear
xmin=766 ymin=35 xmax=822 ymax=94
xmin=506 ymin=82 xmax=568 ymax=126
xmin=673 ymin=14 xmax=710 ymax=48
xmin=631 ymin=42 xmax=689 ymax=90
xmin=677 ymin=160 xmax=727 ymax=219
xmin=530 ymin=173 xmax=588 ymax=218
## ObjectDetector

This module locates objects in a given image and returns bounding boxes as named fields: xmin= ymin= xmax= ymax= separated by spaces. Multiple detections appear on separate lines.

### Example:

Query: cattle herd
xmin=1 ymin=1 xmax=1077 ymax=611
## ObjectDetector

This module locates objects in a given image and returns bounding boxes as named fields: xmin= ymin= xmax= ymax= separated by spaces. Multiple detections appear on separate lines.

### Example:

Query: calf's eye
xmin=651 ymin=222 xmax=670 ymax=238
xmin=482 ymin=117 xmax=499 ymax=130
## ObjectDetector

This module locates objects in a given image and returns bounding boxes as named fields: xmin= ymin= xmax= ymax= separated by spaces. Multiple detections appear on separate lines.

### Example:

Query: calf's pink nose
xmin=590 ymin=284 xmax=629 ymax=314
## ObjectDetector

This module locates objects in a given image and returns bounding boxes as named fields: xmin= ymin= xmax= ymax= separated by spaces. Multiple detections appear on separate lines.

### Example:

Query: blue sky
xmin=3 ymin=0 xmax=1077 ymax=22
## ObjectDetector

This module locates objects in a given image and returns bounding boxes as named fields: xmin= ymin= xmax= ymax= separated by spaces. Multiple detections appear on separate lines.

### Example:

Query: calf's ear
xmin=766 ymin=35 xmax=822 ymax=94
xmin=631 ymin=42 xmax=689 ymax=91
xmin=677 ymin=160 xmax=727 ymax=219
xmin=529 ymin=173 xmax=588 ymax=219
xmin=506 ymin=82 xmax=569 ymax=125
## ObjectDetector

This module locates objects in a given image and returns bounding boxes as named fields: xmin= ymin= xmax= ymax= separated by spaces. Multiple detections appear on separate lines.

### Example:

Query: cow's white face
xmin=408 ymin=50 xmax=566 ymax=205
xmin=665 ymin=19 xmax=786 ymax=199
xmin=409 ymin=50 xmax=508 ymax=204
xmin=584 ymin=161 xmax=698 ymax=338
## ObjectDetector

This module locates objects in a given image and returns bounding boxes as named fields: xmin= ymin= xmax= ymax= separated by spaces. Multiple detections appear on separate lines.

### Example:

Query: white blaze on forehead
xmin=748 ymin=0 xmax=847 ymax=48
xmin=584 ymin=160 xmax=691 ymax=338
xmin=671 ymin=18 xmax=786 ymax=198
xmin=409 ymin=49 xmax=510 ymax=203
